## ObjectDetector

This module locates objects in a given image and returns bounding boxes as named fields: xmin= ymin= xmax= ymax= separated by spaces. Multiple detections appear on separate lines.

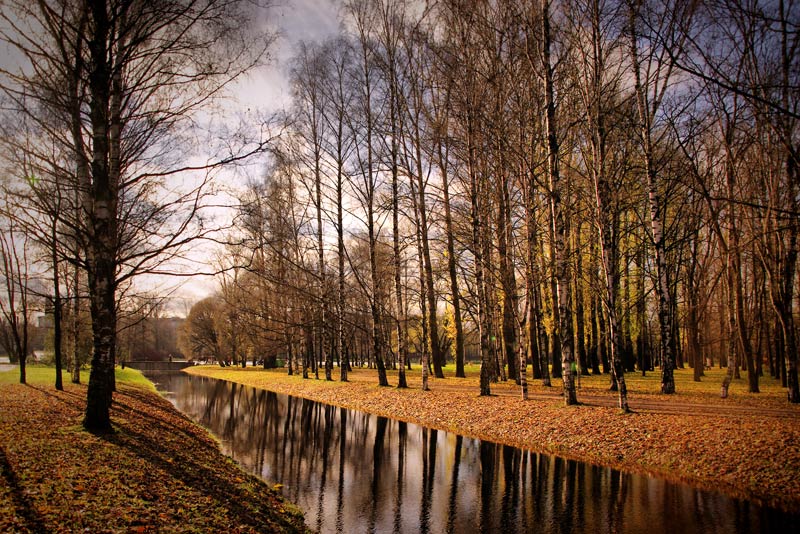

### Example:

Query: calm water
xmin=146 ymin=372 xmax=798 ymax=534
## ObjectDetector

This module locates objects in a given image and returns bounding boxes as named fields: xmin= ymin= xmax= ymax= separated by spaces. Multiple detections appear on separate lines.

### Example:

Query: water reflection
xmin=149 ymin=372 xmax=798 ymax=534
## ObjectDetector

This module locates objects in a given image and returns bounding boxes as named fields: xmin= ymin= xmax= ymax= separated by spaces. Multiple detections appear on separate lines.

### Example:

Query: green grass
xmin=0 ymin=365 xmax=156 ymax=391
xmin=0 ymin=366 xmax=58 ymax=385
xmin=115 ymin=367 xmax=157 ymax=391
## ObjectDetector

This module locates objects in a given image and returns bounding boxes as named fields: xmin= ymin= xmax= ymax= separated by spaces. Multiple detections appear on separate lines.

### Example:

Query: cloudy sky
xmin=236 ymin=0 xmax=342 ymax=111
xmin=170 ymin=0 xmax=344 ymax=307
xmin=0 ymin=1 xmax=344 ymax=310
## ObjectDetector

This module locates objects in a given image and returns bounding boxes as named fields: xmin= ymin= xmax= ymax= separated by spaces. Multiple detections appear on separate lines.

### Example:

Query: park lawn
xmin=187 ymin=363 xmax=800 ymax=513
xmin=0 ymin=366 xmax=307 ymax=533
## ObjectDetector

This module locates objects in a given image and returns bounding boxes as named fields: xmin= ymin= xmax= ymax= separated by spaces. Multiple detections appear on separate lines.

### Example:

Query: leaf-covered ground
xmin=187 ymin=363 xmax=800 ymax=513
xmin=0 ymin=368 xmax=307 ymax=533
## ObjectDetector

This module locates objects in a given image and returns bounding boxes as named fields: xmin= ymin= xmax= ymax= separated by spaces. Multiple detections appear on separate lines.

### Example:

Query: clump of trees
xmin=0 ymin=0 xmax=276 ymax=432
xmin=185 ymin=0 xmax=798 ymax=406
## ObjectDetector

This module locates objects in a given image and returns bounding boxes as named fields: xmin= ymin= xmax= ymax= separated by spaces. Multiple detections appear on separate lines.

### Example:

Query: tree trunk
xmin=685 ymin=236 xmax=704 ymax=382
xmin=542 ymin=0 xmax=577 ymax=405
xmin=330 ymin=113 xmax=344 ymax=383
xmin=498 ymin=167 xmax=519 ymax=384
xmin=590 ymin=36 xmax=629 ymax=411
xmin=439 ymin=141 xmax=465 ymax=378
xmin=573 ymin=222 xmax=588 ymax=376
xmin=535 ymin=264 xmax=551 ymax=387
xmin=359 ymin=33 xmax=387 ymax=387
xmin=525 ymin=193 xmax=543 ymax=380
xmin=628 ymin=5 xmax=675 ymax=394
xmin=410 ymin=170 xmax=431 ymax=392
xmin=52 ymin=231 xmax=63 ymax=391
xmin=84 ymin=0 xmax=117 ymax=433
xmin=392 ymin=101 xmax=408 ymax=389
xmin=414 ymin=131 xmax=445 ymax=380
xmin=71 ymin=263 xmax=82 ymax=384
xmin=468 ymin=122 xmax=492 ymax=397
xmin=590 ymin=291 xmax=601 ymax=375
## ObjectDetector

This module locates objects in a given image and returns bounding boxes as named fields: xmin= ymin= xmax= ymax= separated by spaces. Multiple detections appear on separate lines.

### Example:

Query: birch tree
xmin=625 ymin=0 xmax=693 ymax=394
xmin=567 ymin=0 xmax=629 ymax=410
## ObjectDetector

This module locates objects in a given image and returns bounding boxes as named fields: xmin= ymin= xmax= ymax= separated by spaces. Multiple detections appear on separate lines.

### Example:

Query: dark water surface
xmin=146 ymin=372 xmax=798 ymax=534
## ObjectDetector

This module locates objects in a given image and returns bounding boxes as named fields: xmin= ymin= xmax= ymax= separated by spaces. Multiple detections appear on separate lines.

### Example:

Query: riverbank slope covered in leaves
xmin=186 ymin=364 xmax=800 ymax=514
xmin=0 ymin=367 xmax=306 ymax=533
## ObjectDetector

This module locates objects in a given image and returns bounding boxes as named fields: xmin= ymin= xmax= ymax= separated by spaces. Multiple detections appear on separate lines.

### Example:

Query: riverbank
xmin=186 ymin=363 xmax=800 ymax=514
xmin=0 ymin=367 xmax=306 ymax=533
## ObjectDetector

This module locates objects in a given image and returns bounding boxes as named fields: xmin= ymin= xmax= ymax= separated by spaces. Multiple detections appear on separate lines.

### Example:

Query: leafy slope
xmin=0 ymin=371 xmax=306 ymax=533
xmin=188 ymin=364 xmax=800 ymax=513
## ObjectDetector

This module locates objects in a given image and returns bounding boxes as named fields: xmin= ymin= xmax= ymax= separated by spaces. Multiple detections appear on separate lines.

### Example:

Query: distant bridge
xmin=124 ymin=360 xmax=193 ymax=372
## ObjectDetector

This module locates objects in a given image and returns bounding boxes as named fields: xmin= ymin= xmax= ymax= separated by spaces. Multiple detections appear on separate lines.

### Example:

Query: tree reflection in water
xmin=150 ymin=372 xmax=797 ymax=534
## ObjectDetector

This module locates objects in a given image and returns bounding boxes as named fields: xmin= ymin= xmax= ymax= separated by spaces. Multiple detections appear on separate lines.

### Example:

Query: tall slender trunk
xmin=416 ymin=207 xmax=430 ymax=392
xmin=636 ymin=241 xmax=648 ymax=375
xmin=365 ymin=184 xmax=383 ymax=385
xmin=407 ymin=157 xmax=430 ymax=391
xmin=439 ymin=141 xmax=465 ymax=378
xmin=588 ymin=0 xmax=628 ymax=410
xmin=52 ymin=225 xmax=63 ymax=391
xmin=376 ymin=1 xmax=407 ymax=388
xmin=525 ymin=192 xmax=542 ymax=381
xmin=686 ymin=235 xmax=704 ymax=382
xmin=360 ymin=38 xmax=387 ymax=387
xmin=391 ymin=88 xmax=408 ymax=389
xmin=468 ymin=123 xmax=492 ymax=397
xmin=628 ymin=5 xmax=675 ymax=394
xmin=573 ymin=222 xmax=588 ymax=376
xmin=314 ymin=99 xmax=327 ymax=383
xmin=412 ymin=118 xmax=444 ymax=379
xmin=534 ymin=246 xmax=551 ymax=387
xmin=71 ymin=262 xmax=81 ymax=384
xmin=498 ymin=165 xmax=519 ymax=384
xmin=592 ymin=136 xmax=629 ymax=408
xmin=721 ymin=260 xmax=737 ymax=397
xmin=590 ymin=290 xmax=601 ymax=374
xmin=778 ymin=0 xmax=799 ymax=403
xmin=548 ymin=232 xmax=561 ymax=380
xmin=330 ymin=103 xmax=345 ymax=383
xmin=68 ymin=12 xmax=88 ymax=387
xmin=542 ymin=0 xmax=577 ymax=405
xmin=526 ymin=263 xmax=540 ymax=381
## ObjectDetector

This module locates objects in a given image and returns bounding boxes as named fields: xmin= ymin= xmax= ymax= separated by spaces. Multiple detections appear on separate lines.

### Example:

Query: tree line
xmin=0 ymin=0 xmax=797 ymax=439
xmin=183 ymin=0 xmax=800 ymax=407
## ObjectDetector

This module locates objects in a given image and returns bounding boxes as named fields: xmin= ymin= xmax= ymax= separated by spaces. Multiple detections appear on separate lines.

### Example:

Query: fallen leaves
xmin=0 ymin=378 xmax=307 ymax=533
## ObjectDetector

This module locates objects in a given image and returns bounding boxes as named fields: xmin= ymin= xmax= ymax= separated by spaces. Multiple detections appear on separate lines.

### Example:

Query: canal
xmin=146 ymin=371 xmax=797 ymax=533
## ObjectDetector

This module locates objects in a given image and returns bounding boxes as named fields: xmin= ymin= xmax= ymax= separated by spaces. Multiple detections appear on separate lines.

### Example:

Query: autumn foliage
xmin=0 ymin=371 xmax=306 ymax=533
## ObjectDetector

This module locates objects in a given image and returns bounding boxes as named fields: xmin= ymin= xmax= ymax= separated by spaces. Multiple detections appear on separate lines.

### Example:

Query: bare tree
xmin=348 ymin=0 xmax=390 ymax=386
xmin=0 ymin=202 xmax=34 ymax=384
xmin=372 ymin=0 xmax=411 ymax=388
xmin=0 ymin=0 xmax=276 ymax=431
xmin=625 ymin=0 xmax=693 ymax=394
xmin=566 ymin=0 xmax=629 ymax=410
xmin=537 ymin=0 xmax=578 ymax=404
xmin=290 ymin=42 xmax=332 ymax=380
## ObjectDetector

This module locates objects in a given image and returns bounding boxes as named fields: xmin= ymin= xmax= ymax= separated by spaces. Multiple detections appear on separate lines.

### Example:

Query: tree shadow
xmin=0 ymin=446 xmax=45 ymax=534
xmin=100 ymin=387 xmax=303 ymax=532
